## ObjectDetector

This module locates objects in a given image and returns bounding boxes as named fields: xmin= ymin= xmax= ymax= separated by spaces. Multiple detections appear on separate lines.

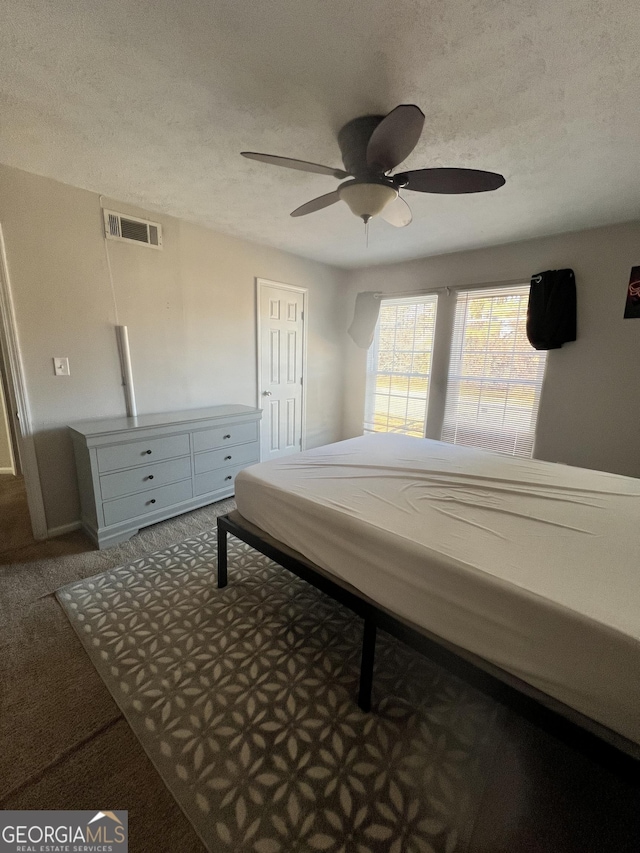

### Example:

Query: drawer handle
xmin=223 ymin=434 xmax=231 ymax=440
xmin=146 ymin=475 xmax=154 ymax=480
xmin=224 ymin=455 xmax=232 ymax=461
xmin=148 ymin=498 xmax=156 ymax=505
xmin=225 ymin=475 xmax=232 ymax=481
xmin=145 ymin=449 xmax=152 ymax=455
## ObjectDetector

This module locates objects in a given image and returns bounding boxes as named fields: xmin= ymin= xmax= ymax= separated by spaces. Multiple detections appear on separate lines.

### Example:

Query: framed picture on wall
xmin=624 ymin=266 xmax=640 ymax=318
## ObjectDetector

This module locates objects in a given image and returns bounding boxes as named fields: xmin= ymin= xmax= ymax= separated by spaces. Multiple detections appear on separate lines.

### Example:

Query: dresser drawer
xmin=70 ymin=405 xmax=261 ymax=548
xmin=97 ymin=433 xmax=190 ymax=473
xmin=194 ymin=441 xmax=259 ymax=475
xmin=195 ymin=464 xmax=245 ymax=497
xmin=100 ymin=456 xmax=192 ymax=500
xmin=192 ymin=421 xmax=258 ymax=453
xmin=103 ymin=479 xmax=193 ymax=527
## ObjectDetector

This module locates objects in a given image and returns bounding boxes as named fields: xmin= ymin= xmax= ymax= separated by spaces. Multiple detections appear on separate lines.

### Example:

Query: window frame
xmin=441 ymin=285 xmax=547 ymax=457
xmin=363 ymin=294 xmax=439 ymax=437
xmin=362 ymin=282 xmax=548 ymax=458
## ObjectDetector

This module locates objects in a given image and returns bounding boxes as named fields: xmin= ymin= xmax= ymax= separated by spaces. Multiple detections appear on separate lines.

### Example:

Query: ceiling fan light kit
xmin=241 ymin=104 xmax=505 ymax=231
xmin=338 ymin=181 xmax=398 ymax=222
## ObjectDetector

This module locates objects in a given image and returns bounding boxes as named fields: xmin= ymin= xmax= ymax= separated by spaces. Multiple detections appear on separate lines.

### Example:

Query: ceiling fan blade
xmin=290 ymin=190 xmax=341 ymax=217
xmin=381 ymin=196 xmax=412 ymax=227
xmin=241 ymin=151 xmax=350 ymax=179
xmin=398 ymin=167 xmax=506 ymax=194
xmin=366 ymin=105 xmax=425 ymax=173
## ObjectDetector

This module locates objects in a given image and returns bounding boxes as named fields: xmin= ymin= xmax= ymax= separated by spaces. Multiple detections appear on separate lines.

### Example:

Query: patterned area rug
xmin=57 ymin=530 xmax=502 ymax=853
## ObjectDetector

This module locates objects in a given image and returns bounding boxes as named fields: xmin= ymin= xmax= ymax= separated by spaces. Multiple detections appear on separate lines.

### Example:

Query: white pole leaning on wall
xmin=115 ymin=325 xmax=137 ymax=418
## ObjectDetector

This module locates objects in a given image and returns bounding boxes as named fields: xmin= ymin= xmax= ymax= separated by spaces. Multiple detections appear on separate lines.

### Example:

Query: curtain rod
xmin=372 ymin=277 xmax=530 ymax=299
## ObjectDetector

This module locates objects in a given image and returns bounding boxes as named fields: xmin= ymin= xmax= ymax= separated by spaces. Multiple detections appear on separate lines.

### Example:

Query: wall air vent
xmin=103 ymin=209 xmax=163 ymax=249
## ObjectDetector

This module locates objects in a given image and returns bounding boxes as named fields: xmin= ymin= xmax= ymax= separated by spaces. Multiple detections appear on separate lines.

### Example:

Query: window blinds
xmin=364 ymin=295 xmax=437 ymax=437
xmin=441 ymin=285 xmax=547 ymax=457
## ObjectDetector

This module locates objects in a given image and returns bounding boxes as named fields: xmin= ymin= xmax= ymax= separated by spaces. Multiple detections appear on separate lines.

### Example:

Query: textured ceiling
xmin=1 ymin=0 xmax=639 ymax=268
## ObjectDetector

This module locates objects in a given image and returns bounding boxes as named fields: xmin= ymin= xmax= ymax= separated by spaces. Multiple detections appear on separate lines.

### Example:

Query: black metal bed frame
xmin=217 ymin=512 xmax=639 ymax=780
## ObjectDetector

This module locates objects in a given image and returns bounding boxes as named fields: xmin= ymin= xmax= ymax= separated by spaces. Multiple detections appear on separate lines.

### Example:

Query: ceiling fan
xmin=241 ymin=105 xmax=505 ymax=228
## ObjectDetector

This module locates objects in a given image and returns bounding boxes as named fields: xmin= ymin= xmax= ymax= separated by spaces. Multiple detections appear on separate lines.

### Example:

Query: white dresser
xmin=70 ymin=405 xmax=261 ymax=548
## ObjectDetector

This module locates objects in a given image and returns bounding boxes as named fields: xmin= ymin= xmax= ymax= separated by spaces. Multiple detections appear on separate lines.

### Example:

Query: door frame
xmin=0 ymin=364 xmax=17 ymax=474
xmin=0 ymin=224 xmax=48 ymax=539
xmin=255 ymin=278 xmax=308 ymax=457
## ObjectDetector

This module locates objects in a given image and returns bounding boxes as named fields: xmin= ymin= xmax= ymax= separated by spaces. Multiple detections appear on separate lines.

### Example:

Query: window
xmin=363 ymin=285 xmax=547 ymax=457
xmin=442 ymin=286 xmax=547 ymax=456
xmin=364 ymin=295 xmax=437 ymax=437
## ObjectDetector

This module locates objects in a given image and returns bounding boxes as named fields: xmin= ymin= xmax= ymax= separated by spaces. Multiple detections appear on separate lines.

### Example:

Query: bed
xmin=217 ymin=433 xmax=640 ymax=773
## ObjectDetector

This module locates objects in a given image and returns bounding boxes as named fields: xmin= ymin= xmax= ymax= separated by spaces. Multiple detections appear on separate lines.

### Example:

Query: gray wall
xmin=0 ymin=164 xmax=346 ymax=532
xmin=3 ymin=157 xmax=638 ymax=534
xmin=342 ymin=222 xmax=640 ymax=478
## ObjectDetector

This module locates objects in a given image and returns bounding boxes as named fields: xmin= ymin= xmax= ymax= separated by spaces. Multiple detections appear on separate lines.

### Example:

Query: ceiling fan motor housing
xmin=337 ymin=115 xmax=386 ymax=178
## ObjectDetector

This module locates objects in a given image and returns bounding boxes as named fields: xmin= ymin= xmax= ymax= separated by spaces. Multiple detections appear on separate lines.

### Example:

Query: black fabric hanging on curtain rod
xmin=526 ymin=269 xmax=577 ymax=350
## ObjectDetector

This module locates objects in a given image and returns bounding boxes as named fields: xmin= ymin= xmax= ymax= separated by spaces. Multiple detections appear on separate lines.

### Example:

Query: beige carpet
xmin=0 ymin=474 xmax=35 ymax=557
xmin=0 ymin=498 xmax=235 ymax=852
xmin=57 ymin=529 xmax=502 ymax=853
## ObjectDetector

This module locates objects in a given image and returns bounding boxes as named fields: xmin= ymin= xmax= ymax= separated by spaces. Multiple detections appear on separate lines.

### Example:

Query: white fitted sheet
xmin=234 ymin=434 xmax=640 ymax=746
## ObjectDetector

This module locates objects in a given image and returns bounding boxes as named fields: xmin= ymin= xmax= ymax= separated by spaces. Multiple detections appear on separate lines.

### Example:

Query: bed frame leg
xmin=217 ymin=520 xmax=228 ymax=588
xmin=358 ymin=617 xmax=377 ymax=712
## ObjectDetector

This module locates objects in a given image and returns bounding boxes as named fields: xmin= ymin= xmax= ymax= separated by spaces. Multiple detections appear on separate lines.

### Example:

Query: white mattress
xmin=235 ymin=434 xmax=640 ymax=746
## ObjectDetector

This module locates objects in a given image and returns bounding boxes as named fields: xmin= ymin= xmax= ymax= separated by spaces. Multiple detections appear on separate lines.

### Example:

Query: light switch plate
xmin=53 ymin=357 xmax=70 ymax=376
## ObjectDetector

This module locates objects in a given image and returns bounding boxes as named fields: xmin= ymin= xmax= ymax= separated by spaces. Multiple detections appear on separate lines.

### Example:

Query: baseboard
xmin=47 ymin=520 xmax=83 ymax=538
xmin=0 ymin=466 xmax=15 ymax=474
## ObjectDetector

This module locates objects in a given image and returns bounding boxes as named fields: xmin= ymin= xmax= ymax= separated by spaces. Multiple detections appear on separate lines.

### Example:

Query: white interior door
xmin=258 ymin=280 xmax=306 ymax=461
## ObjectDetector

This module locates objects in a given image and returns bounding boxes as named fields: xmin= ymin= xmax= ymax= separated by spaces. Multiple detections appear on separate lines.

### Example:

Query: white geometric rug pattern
xmin=57 ymin=530 xmax=500 ymax=853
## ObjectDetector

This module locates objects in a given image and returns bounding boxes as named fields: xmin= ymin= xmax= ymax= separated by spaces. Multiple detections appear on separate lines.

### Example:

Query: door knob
xmin=262 ymin=391 xmax=272 ymax=396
